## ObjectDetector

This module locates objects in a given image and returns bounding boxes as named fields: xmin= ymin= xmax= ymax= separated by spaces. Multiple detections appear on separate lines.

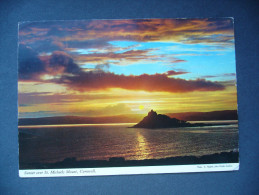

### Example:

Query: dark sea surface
xmin=19 ymin=121 xmax=238 ymax=164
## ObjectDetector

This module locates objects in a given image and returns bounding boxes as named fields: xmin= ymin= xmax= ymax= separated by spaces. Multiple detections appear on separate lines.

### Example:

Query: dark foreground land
xmin=19 ymin=151 xmax=239 ymax=170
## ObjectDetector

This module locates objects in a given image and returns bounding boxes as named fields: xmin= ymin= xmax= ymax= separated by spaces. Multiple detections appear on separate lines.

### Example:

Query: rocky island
xmin=132 ymin=110 xmax=194 ymax=128
xmin=132 ymin=110 xmax=232 ymax=129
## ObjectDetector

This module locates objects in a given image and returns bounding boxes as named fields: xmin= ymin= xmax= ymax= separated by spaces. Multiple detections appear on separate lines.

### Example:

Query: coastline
xmin=20 ymin=151 xmax=239 ymax=170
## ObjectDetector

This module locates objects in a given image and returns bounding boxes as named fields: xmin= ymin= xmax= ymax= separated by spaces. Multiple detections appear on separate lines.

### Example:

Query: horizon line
xmin=18 ymin=109 xmax=238 ymax=119
xmin=18 ymin=123 xmax=137 ymax=129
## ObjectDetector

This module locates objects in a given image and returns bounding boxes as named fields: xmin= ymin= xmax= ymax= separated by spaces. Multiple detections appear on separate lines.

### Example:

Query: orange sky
xmin=18 ymin=19 xmax=237 ymax=118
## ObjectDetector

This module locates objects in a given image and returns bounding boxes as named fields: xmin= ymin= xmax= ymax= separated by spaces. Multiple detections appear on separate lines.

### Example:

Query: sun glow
xmin=139 ymin=105 xmax=144 ymax=110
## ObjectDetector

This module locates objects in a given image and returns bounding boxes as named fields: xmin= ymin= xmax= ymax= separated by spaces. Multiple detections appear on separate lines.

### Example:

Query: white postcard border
xmin=19 ymin=163 xmax=239 ymax=178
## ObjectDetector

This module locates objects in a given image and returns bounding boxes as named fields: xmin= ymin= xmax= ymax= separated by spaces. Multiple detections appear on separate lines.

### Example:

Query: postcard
xmin=18 ymin=18 xmax=239 ymax=177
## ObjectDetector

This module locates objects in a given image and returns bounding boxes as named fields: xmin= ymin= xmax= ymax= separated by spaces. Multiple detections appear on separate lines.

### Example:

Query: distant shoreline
xmin=18 ymin=123 xmax=136 ymax=129
xmin=19 ymin=151 xmax=239 ymax=170
xmin=18 ymin=120 xmax=238 ymax=129
xmin=18 ymin=110 xmax=238 ymax=126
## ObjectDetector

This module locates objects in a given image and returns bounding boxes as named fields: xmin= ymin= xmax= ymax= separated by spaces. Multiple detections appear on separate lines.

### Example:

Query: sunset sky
xmin=18 ymin=18 xmax=237 ymax=118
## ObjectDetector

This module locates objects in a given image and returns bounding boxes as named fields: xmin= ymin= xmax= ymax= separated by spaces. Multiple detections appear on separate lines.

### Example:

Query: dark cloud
xmin=206 ymin=18 xmax=234 ymax=32
xmin=46 ymin=27 xmax=69 ymax=37
xmin=184 ymin=34 xmax=234 ymax=45
xmin=19 ymin=19 xmax=234 ymax=54
xmin=65 ymin=39 xmax=111 ymax=49
xmin=18 ymin=44 xmax=46 ymax=80
xmin=201 ymin=73 xmax=236 ymax=79
xmin=54 ymin=71 xmax=225 ymax=93
xmin=172 ymin=59 xmax=187 ymax=63
xmin=47 ymin=51 xmax=81 ymax=74
xmin=166 ymin=70 xmax=188 ymax=76
xmin=18 ymin=44 xmax=225 ymax=93
xmin=26 ymin=39 xmax=64 ymax=54
xmin=19 ymin=47 xmax=82 ymax=80
xmin=201 ymin=75 xmax=218 ymax=79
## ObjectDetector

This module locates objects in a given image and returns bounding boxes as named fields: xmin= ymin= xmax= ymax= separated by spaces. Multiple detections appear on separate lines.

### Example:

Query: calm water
xmin=19 ymin=121 xmax=238 ymax=164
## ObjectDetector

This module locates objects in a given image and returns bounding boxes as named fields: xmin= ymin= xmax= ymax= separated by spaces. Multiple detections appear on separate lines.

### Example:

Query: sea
xmin=19 ymin=121 xmax=239 ymax=164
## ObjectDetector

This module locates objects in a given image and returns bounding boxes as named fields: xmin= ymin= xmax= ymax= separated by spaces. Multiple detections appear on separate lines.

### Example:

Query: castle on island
xmin=148 ymin=109 xmax=157 ymax=117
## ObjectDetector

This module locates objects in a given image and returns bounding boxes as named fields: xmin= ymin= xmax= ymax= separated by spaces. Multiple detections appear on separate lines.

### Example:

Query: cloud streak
xmin=18 ymin=47 xmax=225 ymax=93
xmin=19 ymin=18 xmax=234 ymax=49
xmin=166 ymin=70 xmax=188 ymax=76
xmin=74 ymin=49 xmax=159 ymax=65
xmin=54 ymin=71 xmax=225 ymax=93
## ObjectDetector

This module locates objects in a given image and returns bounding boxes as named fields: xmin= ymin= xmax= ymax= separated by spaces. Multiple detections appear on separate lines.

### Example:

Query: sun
xmin=139 ymin=105 xmax=144 ymax=110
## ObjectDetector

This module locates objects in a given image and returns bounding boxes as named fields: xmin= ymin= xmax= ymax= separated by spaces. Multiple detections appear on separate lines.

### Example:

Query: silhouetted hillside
xmin=133 ymin=110 xmax=192 ymax=128
xmin=167 ymin=110 xmax=237 ymax=121
xmin=18 ymin=114 xmax=144 ymax=126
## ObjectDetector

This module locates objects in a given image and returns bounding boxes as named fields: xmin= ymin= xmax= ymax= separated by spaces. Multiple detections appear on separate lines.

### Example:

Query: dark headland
xmin=132 ymin=110 xmax=223 ymax=129
xmin=19 ymin=151 xmax=239 ymax=169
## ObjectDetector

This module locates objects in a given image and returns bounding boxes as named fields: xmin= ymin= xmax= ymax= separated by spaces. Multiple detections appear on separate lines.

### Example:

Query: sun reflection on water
xmin=135 ymin=131 xmax=152 ymax=160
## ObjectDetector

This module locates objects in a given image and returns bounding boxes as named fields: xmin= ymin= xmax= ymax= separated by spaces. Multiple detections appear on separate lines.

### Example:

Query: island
xmin=132 ymin=110 xmax=193 ymax=128
xmin=132 ymin=110 xmax=231 ymax=129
